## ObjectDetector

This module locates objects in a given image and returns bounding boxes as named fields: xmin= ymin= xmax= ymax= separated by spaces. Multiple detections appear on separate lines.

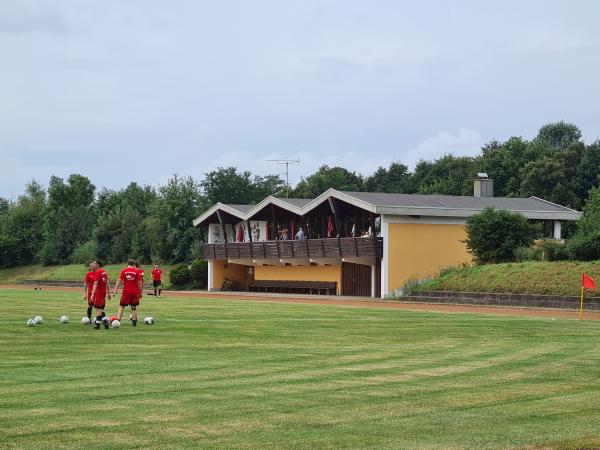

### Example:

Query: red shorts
xmin=120 ymin=294 xmax=139 ymax=307
xmin=87 ymin=294 xmax=94 ymax=306
xmin=94 ymin=292 xmax=107 ymax=309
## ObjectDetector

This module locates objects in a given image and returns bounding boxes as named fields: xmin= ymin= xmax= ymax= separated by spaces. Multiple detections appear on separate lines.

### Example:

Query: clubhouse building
xmin=193 ymin=175 xmax=580 ymax=298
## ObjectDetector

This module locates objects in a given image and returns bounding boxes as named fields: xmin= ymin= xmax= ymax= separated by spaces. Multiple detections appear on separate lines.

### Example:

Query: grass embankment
xmin=0 ymin=264 xmax=176 ymax=289
xmin=416 ymin=261 xmax=600 ymax=296
xmin=1 ymin=287 xmax=599 ymax=449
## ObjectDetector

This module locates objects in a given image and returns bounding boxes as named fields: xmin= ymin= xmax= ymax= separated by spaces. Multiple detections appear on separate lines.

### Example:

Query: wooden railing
xmin=202 ymin=237 xmax=383 ymax=261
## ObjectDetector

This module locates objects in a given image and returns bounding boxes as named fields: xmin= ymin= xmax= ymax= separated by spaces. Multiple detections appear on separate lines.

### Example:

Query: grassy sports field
xmin=1 ymin=287 xmax=599 ymax=449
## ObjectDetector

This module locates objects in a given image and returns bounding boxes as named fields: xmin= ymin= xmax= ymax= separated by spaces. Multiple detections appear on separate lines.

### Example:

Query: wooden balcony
xmin=202 ymin=237 xmax=383 ymax=261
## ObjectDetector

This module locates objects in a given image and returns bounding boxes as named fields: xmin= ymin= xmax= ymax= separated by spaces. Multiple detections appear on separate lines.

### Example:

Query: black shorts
xmin=153 ymin=280 xmax=162 ymax=287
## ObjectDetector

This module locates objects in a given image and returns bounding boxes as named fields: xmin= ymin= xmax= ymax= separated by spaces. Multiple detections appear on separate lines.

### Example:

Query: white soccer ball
xmin=111 ymin=319 xmax=121 ymax=328
xmin=34 ymin=316 xmax=43 ymax=324
xmin=26 ymin=318 xmax=36 ymax=327
xmin=81 ymin=317 xmax=91 ymax=325
xmin=59 ymin=315 xmax=69 ymax=324
xmin=143 ymin=317 xmax=154 ymax=325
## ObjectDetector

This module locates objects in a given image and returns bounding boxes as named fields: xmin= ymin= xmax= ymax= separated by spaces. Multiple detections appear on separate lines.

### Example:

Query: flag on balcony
xmin=327 ymin=216 xmax=334 ymax=238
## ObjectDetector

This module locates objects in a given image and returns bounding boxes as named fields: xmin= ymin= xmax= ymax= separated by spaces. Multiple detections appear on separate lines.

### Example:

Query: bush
xmin=190 ymin=260 xmax=208 ymax=289
xmin=70 ymin=240 xmax=98 ymax=264
xmin=566 ymin=232 xmax=600 ymax=261
xmin=513 ymin=246 xmax=542 ymax=262
xmin=169 ymin=264 xmax=191 ymax=288
xmin=222 ymin=277 xmax=241 ymax=291
xmin=538 ymin=239 xmax=570 ymax=261
xmin=465 ymin=208 xmax=540 ymax=264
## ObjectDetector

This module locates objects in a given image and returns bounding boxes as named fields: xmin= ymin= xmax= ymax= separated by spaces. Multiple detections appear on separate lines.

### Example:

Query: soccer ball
xmin=109 ymin=315 xmax=118 ymax=323
xmin=34 ymin=316 xmax=43 ymax=324
xmin=26 ymin=318 xmax=36 ymax=327
xmin=59 ymin=315 xmax=69 ymax=324
xmin=80 ymin=317 xmax=91 ymax=325
xmin=143 ymin=317 xmax=155 ymax=325
xmin=111 ymin=319 xmax=121 ymax=328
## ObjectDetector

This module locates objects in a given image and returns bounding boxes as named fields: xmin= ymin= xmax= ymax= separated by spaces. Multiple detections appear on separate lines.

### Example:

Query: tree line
xmin=1 ymin=121 xmax=599 ymax=268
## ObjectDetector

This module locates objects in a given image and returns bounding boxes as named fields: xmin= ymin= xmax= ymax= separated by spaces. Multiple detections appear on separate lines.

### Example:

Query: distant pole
xmin=579 ymin=285 xmax=584 ymax=320
xmin=266 ymin=159 xmax=300 ymax=197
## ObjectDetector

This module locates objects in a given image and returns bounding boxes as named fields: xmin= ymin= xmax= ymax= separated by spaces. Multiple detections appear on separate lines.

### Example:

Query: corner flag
xmin=582 ymin=273 xmax=596 ymax=290
xmin=579 ymin=273 xmax=596 ymax=320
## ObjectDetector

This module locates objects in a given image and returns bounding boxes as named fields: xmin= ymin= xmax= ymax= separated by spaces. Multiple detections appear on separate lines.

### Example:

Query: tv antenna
xmin=266 ymin=159 xmax=300 ymax=197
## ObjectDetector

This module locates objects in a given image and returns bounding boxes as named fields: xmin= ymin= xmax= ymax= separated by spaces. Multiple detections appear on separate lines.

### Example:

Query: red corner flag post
xmin=580 ymin=273 xmax=596 ymax=320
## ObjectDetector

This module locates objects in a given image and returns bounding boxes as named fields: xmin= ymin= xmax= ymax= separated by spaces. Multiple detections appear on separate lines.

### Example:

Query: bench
xmin=249 ymin=280 xmax=337 ymax=295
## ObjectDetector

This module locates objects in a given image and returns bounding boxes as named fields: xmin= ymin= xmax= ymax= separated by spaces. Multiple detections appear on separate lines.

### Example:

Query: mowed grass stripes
xmin=0 ymin=288 xmax=599 ymax=449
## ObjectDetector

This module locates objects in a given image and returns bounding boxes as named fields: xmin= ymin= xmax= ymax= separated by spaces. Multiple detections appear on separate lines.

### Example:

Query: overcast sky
xmin=1 ymin=0 xmax=599 ymax=198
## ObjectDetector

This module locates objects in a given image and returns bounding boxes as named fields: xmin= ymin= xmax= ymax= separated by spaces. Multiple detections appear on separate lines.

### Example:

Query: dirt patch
xmin=3 ymin=284 xmax=600 ymax=321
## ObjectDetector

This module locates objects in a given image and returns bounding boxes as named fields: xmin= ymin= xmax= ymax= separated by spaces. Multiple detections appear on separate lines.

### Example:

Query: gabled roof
xmin=192 ymin=203 xmax=250 ymax=226
xmin=193 ymin=189 xmax=581 ymax=226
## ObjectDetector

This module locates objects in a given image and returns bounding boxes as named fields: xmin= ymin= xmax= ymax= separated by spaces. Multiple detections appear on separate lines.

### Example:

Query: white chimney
xmin=474 ymin=173 xmax=494 ymax=197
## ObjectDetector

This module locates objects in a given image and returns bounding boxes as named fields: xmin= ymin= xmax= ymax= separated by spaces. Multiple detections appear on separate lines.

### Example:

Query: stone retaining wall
xmin=406 ymin=290 xmax=600 ymax=310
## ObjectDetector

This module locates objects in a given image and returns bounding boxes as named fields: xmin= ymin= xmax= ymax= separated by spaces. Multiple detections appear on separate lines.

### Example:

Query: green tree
xmin=0 ymin=181 xmax=46 ymax=267
xmin=292 ymin=165 xmax=363 ymax=198
xmin=465 ymin=208 xmax=540 ymax=263
xmin=202 ymin=167 xmax=254 ymax=205
xmin=575 ymin=141 xmax=600 ymax=203
xmin=411 ymin=155 xmax=481 ymax=196
xmin=252 ymin=174 xmax=287 ymax=200
xmin=364 ymin=162 xmax=411 ymax=193
xmin=573 ymin=186 xmax=600 ymax=238
xmin=40 ymin=174 xmax=96 ymax=265
xmin=149 ymin=175 xmax=206 ymax=263
xmin=480 ymin=137 xmax=529 ymax=197
xmin=519 ymin=143 xmax=582 ymax=209
xmin=534 ymin=121 xmax=582 ymax=152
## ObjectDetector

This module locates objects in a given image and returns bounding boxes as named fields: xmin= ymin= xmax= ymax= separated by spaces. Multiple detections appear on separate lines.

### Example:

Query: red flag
xmin=327 ymin=216 xmax=334 ymax=238
xmin=582 ymin=273 xmax=596 ymax=290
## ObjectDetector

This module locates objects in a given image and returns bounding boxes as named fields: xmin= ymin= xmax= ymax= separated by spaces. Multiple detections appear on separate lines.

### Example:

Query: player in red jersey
xmin=135 ymin=260 xmax=144 ymax=300
xmin=151 ymin=263 xmax=163 ymax=298
xmin=90 ymin=259 xmax=112 ymax=329
xmin=112 ymin=259 xmax=143 ymax=327
xmin=83 ymin=261 xmax=96 ymax=322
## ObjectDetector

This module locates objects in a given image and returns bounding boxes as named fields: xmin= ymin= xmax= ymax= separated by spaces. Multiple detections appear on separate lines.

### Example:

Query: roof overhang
xmin=193 ymin=190 xmax=581 ymax=227
xmin=375 ymin=206 xmax=581 ymax=221
xmin=192 ymin=203 xmax=246 ymax=227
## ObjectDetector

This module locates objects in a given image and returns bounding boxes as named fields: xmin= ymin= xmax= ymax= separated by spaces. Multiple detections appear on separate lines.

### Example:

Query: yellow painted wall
xmin=254 ymin=265 xmax=342 ymax=294
xmin=212 ymin=261 xmax=251 ymax=290
xmin=387 ymin=223 xmax=472 ymax=293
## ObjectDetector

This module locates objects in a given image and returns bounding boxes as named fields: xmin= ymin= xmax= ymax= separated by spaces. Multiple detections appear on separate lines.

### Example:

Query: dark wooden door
xmin=342 ymin=262 xmax=371 ymax=297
